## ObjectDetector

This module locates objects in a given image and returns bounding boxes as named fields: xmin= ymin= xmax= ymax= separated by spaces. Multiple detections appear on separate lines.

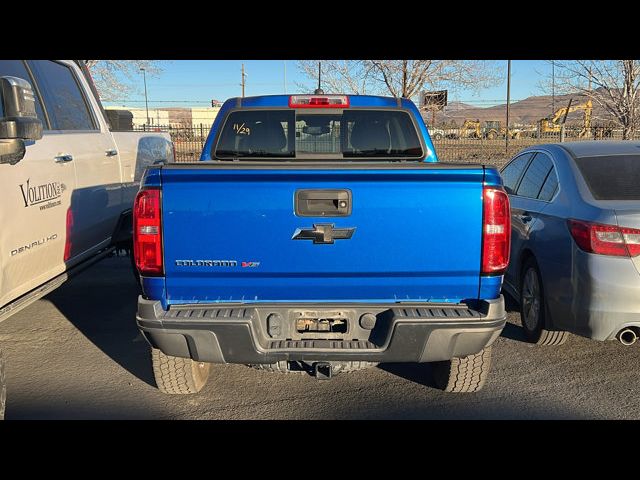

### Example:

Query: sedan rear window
xmin=574 ymin=155 xmax=640 ymax=200
xmin=214 ymin=109 xmax=423 ymax=160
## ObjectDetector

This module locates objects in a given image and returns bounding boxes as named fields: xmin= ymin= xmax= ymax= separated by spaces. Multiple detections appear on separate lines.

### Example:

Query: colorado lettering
xmin=175 ymin=260 xmax=238 ymax=267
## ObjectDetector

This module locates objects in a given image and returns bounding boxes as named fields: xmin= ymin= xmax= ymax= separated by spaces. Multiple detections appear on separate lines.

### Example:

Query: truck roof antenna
xmin=314 ymin=61 xmax=324 ymax=95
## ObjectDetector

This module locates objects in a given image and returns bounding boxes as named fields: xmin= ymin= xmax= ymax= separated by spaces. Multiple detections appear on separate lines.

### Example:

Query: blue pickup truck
xmin=133 ymin=94 xmax=510 ymax=394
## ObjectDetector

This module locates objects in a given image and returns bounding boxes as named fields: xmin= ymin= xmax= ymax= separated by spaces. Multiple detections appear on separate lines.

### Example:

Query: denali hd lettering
xmin=11 ymin=234 xmax=58 ymax=256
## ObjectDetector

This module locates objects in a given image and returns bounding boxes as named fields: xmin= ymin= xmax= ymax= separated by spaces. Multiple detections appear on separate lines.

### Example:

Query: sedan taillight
xmin=568 ymin=219 xmax=640 ymax=257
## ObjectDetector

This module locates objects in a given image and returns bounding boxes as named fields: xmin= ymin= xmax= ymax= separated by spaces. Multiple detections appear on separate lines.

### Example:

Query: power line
xmin=105 ymin=98 xmax=529 ymax=105
xmin=105 ymin=100 xmax=212 ymax=104
xmin=149 ymin=82 xmax=284 ymax=87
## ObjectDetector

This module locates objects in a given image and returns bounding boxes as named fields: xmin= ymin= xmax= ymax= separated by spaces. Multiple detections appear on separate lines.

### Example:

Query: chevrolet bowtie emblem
xmin=292 ymin=224 xmax=356 ymax=244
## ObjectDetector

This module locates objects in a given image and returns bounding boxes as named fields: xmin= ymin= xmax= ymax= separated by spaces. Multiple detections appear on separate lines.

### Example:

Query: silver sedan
xmin=501 ymin=141 xmax=640 ymax=347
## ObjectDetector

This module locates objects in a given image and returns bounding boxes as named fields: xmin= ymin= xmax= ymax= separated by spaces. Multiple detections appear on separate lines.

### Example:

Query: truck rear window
xmin=214 ymin=109 xmax=423 ymax=159
xmin=574 ymin=155 xmax=640 ymax=200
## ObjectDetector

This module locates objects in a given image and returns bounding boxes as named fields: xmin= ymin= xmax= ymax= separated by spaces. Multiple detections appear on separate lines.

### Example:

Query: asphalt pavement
xmin=1 ymin=256 xmax=639 ymax=420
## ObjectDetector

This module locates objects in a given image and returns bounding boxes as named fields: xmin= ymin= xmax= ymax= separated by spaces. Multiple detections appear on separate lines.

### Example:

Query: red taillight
xmin=568 ymin=219 xmax=640 ymax=257
xmin=63 ymin=208 xmax=74 ymax=262
xmin=289 ymin=95 xmax=349 ymax=108
xmin=133 ymin=188 xmax=163 ymax=276
xmin=482 ymin=187 xmax=511 ymax=275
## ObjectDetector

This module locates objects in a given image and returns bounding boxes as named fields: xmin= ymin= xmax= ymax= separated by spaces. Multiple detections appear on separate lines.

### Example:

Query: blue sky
xmin=102 ymin=60 xmax=550 ymax=109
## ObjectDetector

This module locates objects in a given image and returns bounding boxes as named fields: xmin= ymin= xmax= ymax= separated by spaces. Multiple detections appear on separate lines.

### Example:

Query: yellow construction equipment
xmin=538 ymin=98 xmax=592 ymax=138
xmin=458 ymin=119 xmax=520 ymax=139
xmin=459 ymin=119 xmax=481 ymax=138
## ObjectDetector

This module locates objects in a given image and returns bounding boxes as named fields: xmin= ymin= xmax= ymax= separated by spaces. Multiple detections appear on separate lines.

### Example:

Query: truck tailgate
xmin=160 ymin=164 xmax=485 ymax=304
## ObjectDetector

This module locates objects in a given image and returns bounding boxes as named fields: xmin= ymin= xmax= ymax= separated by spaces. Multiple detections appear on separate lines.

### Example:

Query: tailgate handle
xmin=295 ymin=189 xmax=352 ymax=217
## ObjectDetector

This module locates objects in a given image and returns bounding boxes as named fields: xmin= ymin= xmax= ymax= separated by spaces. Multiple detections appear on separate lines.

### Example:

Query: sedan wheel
xmin=520 ymin=258 xmax=569 ymax=346
xmin=522 ymin=267 xmax=541 ymax=332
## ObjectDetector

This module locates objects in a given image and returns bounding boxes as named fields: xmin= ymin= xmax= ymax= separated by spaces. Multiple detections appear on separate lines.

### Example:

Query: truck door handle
xmin=520 ymin=213 xmax=533 ymax=223
xmin=105 ymin=149 xmax=118 ymax=157
xmin=54 ymin=154 xmax=73 ymax=163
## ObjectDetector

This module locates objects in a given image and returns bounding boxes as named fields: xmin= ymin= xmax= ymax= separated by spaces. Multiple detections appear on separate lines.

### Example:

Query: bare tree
xmin=84 ymin=60 xmax=164 ymax=101
xmin=551 ymin=60 xmax=640 ymax=139
xmin=297 ymin=60 xmax=502 ymax=100
xmin=296 ymin=60 xmax=377 ymax=94
xmin=368 ymin=60 xmax=500 ymax=99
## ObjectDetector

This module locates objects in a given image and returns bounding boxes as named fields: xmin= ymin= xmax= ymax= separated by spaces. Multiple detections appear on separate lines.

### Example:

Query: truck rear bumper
xmin=136 ymin=296 xmax=506 ymax=364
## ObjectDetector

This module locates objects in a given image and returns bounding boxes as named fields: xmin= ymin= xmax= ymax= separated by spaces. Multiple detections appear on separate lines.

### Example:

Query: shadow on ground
xmin=45 ymin=255 xmax=155 ymax=388
xmin=499 ymin=292 xmax=528 ymax=343
xmin=8 ymin=399 xmax=169 ymax=420
xmin=378 ymin=362 xmax=438 ymax=389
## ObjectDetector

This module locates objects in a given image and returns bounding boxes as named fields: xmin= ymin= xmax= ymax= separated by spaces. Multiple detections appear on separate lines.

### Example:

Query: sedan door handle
xmin=105 ymin=149 xmax=118 ymax=157
xmin=54 ymin=154 xmax=73 ymax=163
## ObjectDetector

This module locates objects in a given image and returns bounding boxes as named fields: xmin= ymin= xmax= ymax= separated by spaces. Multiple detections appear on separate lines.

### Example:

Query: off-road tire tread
xmin=151 ymin=348 xmax=209 ymax=394
xmin=433 ymin=347 xmax=492 ymax=393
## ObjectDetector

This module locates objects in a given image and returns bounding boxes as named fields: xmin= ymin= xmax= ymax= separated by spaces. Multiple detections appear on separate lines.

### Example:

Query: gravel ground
xmin=1 ymin=256 xmax=639 ymax=420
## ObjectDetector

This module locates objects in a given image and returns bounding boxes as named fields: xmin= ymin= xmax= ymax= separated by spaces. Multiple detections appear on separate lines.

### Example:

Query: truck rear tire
xmin=151 ymin=348 xmax=210 ymax=394
xmin=431 ymin=346 xmax=492 ymax=393
xmin=0 ymin=349 xmax=6 ymax=420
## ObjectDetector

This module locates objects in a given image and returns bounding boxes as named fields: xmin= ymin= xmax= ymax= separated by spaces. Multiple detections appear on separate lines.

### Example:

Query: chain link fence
xmin=429 ymin=126 xmax=640 ymax=169
xmin=135 ymin=124 xmax=640 ymax=168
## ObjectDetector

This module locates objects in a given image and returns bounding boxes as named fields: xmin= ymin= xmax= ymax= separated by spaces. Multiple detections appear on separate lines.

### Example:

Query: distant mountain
xmin=444 ymin=101 xmax=476 ymax=111
xmin=425 ymin=89 xmax=612 ymax=127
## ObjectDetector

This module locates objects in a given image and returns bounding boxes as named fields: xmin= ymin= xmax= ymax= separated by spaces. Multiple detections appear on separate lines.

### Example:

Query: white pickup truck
xmin=0 ymin=60 xmax=174 ymax=418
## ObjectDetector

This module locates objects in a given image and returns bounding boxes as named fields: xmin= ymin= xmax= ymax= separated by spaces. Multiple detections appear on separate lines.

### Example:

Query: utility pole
xmin=284 ymin=60 xmax=287 ymax=93
xmin=140 ymin=67 xmax=150 ymax=126
xmin=551 ymin=60 xmax=555 ymax=116
xmin=241 ymin=63 xmax=246 ymax=97
xmin=506 ymin=60 xmax=512 ymax=154
xmin=315 ymin=61 xmax=324 ymax=94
